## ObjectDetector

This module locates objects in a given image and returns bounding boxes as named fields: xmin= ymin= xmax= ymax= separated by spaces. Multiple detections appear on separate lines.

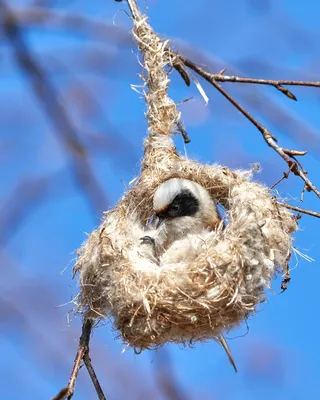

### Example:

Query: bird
xmin=139 ymin=178 xmax=237 ymax=372
xmin=142 ymin=178 xmax=220 ymax=255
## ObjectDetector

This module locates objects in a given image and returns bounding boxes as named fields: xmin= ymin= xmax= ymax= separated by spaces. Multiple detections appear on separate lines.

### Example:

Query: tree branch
xmin=51 ymin=319 xmax=106 ymax=400
xmin=177 ymin=54 xmax=320 ymax=200
xmin=196 ymin=73 xmax=320 ymax=93
xmin=278 ymin=202 xmax=320 ymax=218
xmin=12 ymin=6 xmax=320 ymax=158
xmin=126 ymin=0 xmax=141 ymax=20
xmin=83 ymin=353 xmax=106 ymax=400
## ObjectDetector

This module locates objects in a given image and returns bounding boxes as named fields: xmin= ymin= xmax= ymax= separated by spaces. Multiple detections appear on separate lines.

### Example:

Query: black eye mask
xmin=157 ymin=189 xmax=199 ymax=220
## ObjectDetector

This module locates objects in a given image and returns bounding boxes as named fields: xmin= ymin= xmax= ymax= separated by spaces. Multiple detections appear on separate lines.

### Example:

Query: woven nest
xmin=74 ymin=9 xmax=297 ymax=351
xmin=74 ymin=137 xmax=297 ymax=350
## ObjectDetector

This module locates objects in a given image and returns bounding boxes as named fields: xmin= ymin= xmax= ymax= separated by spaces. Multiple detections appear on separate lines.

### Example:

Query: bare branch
xmin=278 ymin=202 xmax=320 ymax=218
xmin=176 ymin=121 xmax=191 ymax=144
xmin=66 ymin=319 xmax=93 ymax=399
xmin=198 ymin=73 xmax=320 ymax=90
xmin=282 ymin=148 xmax=307 ymax=157
xmin=177 ymin=54 xmax=320 ymax=200
xmin=270 ymin=162 xmax=297 ymax=190
xmin=83 ymin=353 xmax=106 ymax=400
xmin=13 ymin=8 xmax=320 ymax=160
xmin=51 ymin=388 xmax=70 ymax=400
xmin=51 ymin=318 xmax=106 ymax=400
xmin=126 ymin=0 xmax=141 ymax=20
xmin=270 ymin=174 xmax=289 ymax=190
xmin=172 ymin=61 xmax=191 ymax=86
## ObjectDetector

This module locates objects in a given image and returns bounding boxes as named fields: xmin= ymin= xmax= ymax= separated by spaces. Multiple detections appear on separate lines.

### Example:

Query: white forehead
xmin=153 ymin=178 xmax=206 ymax=212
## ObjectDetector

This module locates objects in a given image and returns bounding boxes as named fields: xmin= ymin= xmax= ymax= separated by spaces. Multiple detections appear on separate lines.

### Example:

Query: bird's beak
xmin=154 ymin=216 xmax=165 ymax=229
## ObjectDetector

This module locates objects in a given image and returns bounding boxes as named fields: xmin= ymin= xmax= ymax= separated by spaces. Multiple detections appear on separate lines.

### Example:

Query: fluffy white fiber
xmin=73 ymin=7 xmax=297 ymax=351
xmin=74 ymin=157 xmax=296 ymax=349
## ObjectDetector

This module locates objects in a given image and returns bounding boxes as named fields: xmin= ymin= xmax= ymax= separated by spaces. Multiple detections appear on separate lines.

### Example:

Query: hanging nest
xmin=74 ymin=156 xmax=296 ymax=350
xmin=73 ymin=7 xmax=297 ymax=351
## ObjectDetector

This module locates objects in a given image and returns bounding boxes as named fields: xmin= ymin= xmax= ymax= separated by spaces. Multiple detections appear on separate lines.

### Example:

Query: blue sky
xmin=1 ymin=1 xmax=320 ymax=399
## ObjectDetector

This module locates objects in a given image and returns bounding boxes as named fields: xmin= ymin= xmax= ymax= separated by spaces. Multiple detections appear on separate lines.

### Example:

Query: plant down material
xmin=74 ymin=159 xmax=296 ymax=349
xmin=74 ymin=5 xmax=296 ymax=351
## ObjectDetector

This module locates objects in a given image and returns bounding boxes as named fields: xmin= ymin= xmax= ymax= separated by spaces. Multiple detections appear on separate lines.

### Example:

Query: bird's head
xmin=152 ymin=178 xmax=219 ymax=242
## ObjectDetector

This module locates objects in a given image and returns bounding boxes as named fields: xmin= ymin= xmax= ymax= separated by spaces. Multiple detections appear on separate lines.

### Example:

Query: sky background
xmin=1 ymin=0 xmax=320 ymax=399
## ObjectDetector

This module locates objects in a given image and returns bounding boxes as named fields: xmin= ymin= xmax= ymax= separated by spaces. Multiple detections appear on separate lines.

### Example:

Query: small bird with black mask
xmin=141 ymin=178 xmax=220 ymax=255
xmin=139 ymin=178 xmax=237 ymax=372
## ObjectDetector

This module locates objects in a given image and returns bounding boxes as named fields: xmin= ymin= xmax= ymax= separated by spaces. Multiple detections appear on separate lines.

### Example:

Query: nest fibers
xmin=73 ymin=8 xmax=296 ymax=350
xmin=74 ymin=156 xmax=297 ymax=350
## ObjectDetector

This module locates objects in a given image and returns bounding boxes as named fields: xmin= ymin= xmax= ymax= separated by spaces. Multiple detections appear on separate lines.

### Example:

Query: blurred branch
xmin=13 ymin=7 xmax=320 ymax=157
xmin=14 ymin=6 xmax=132 ymax=45
xmin=44 ymin=54 xmax=138 ymax=167
xmin=12 ymin=6 xmax=320 ymax=94
xmin=0 ymin=175 xmax=53 ymax=247
xmin=154 ymin=349 xmax=191 ymax=400
xmin=52 ymin=319 xmax=106 ymax=400
xmin=177 ymin=54 xmax=320 ymax=201
xmin=0 ymin=2 xmax=108 ymax=215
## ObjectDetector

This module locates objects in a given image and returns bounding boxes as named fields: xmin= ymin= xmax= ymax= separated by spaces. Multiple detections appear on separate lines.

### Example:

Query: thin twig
xmin=173 ymin=63 xmax=320 ymax=100
xmin=51 ymin=318 xmax=90 ymax=400
xmin=172 ymin=61 xmax=191 ymax=86
xmin=178 ymin=54 xmax=320 ymax=200
xmin=201 ymin=74 xmax=320 ymax=88
xmin=278 ymin=202 xmax=320 ymax=218
xmin=13 ymin=8 xmax=320 ymax=93
xmin=270 ymin=173 xmax=289 ymax=190
xmin=67 ymin=319 xmax=93 ymax=399
xmin=51 ymin=318 xmax=105 ymax=400
xmin=13 ymin=7 xmax=320 ymax=161
xmin=176 ymin=121 xmax=191 ymax=143
xmin=126 ymin=0 xmax=141 ymax=20
xmin=270 ymin=163 xmax=296 ymax=189
xmin=300 ymin=183 xmax=310 ymax=202
xmin=280 ymin=255 xmax=292 ymax=293
xmin=83 ymin=353 xmax=106 ymax=400
xmin=0 ymin=2 xmax=108 ymax=215
xmin=282 ymin=149 xmax=307 ymax=157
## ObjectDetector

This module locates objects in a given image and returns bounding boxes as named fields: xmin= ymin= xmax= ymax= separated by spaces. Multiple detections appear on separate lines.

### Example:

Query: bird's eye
xmin=171 ymin=204 xmax=180 ymax=213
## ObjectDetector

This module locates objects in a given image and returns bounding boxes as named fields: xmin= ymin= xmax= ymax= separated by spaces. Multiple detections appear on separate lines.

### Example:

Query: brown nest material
xmin=74 ymin=155 xmax=296 ymax=350
xmin=73 ymin=6 xmax=296 ymax=351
